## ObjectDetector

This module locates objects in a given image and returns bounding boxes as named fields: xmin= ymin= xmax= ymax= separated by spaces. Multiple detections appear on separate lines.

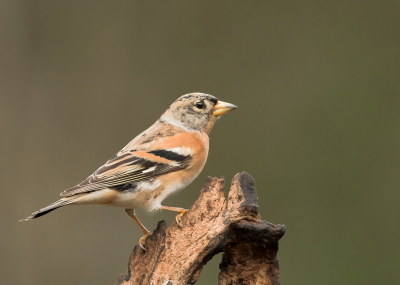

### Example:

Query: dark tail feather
xmin=20 ymin=197 xmax=77 ymax=221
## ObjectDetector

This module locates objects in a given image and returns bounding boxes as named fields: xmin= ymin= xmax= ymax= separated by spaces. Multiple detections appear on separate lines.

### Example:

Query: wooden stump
xmin=116 ymin=172 xmax=285 ymax=285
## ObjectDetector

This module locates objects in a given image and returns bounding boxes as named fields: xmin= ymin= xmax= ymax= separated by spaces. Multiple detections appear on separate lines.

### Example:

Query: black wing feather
xmin=60 ymin=152 xmax=190 ymax=197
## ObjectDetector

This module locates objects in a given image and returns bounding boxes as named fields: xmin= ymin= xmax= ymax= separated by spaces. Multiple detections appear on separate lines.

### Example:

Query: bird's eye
xmin=195 ymin=101 xmax=205 ymax=109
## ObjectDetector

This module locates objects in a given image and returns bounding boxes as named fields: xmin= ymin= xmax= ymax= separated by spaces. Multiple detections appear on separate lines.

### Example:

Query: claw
xmin=139 ymin=243 xmax=147 ymax=251
xmin=139 ymin=232 xmax=151 ymax=251
xmin=175 ymin=210 xmax=189 ymax=227
xmin=175 ymin=216 xmax=181 ymax=227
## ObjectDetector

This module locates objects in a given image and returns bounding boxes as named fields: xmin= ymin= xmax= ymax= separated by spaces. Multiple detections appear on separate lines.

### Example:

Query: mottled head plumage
xmin=160 ymin=92 xmax=221 ymax=133
xmin=175 ymin=93 xmax=219 ymax=105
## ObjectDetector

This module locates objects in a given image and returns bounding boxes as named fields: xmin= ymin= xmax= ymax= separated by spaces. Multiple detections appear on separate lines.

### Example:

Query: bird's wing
xmin=60 ymin=149 xmax=191 ymax=197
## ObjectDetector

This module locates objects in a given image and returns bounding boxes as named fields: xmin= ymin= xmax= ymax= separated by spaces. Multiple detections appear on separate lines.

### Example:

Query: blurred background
xmin=1 ymin=1 xmax=399 ymax=284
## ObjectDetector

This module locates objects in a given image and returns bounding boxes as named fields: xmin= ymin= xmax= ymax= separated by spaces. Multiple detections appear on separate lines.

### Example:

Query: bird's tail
xmin=20 ymin=195 xmax=83 ymax=221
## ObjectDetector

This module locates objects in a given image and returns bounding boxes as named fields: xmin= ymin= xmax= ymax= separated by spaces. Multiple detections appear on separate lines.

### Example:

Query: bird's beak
xmin=212 ymin=100 xmax=238 ymax=116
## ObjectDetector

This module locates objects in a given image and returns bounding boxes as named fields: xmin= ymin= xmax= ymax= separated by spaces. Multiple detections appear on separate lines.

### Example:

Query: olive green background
xmin=1 ymin=1 xmax=399 ymax=284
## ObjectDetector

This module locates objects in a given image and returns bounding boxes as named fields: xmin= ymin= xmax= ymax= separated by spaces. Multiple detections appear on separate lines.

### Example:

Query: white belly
xmin=73 ymin=172 xmax=200 ymax=212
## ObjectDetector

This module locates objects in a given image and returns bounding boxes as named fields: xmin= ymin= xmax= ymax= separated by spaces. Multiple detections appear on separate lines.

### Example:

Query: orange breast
xmin=150 ymin=131 xmax=209 ymax=172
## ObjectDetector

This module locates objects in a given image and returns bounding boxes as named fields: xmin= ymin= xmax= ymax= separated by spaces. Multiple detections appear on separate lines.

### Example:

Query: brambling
xmin=21 ymin=92 xmax=237 ymax=248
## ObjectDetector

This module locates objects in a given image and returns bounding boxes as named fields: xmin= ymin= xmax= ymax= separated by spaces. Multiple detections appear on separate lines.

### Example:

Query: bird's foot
xmin=175 ymin=209 xmax=189 ymax=227
xmin=139 ymin=232 xmax=151 ymax=251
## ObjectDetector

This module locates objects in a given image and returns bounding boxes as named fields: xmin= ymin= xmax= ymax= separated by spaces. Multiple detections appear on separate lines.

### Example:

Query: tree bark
xmin=116 ymin=172 xmax=285 ymax=285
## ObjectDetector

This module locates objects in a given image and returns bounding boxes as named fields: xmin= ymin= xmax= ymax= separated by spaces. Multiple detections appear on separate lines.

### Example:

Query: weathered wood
xmin=116 ymin=172 xmax=285 ymax=285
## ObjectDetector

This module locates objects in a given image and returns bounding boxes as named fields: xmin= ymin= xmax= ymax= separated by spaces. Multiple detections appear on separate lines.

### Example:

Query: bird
xmin=21 ymin=92 xmax=237 ymax=249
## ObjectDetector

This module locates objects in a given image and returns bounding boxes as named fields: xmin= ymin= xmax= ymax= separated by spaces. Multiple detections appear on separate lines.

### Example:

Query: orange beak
xmin=212 ymin=100 xmax=238 ymax=116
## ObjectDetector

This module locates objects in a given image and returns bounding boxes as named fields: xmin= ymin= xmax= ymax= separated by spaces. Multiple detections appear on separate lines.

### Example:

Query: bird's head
xmin=160 ymin=92 xmax=238 ymax=134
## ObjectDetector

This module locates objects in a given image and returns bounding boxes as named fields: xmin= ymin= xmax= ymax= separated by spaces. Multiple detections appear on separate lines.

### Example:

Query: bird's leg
xmin=160 ymin=206 xmax=189 ymax=226
xmin=125 ymin=209 xmax=151 ymax=250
